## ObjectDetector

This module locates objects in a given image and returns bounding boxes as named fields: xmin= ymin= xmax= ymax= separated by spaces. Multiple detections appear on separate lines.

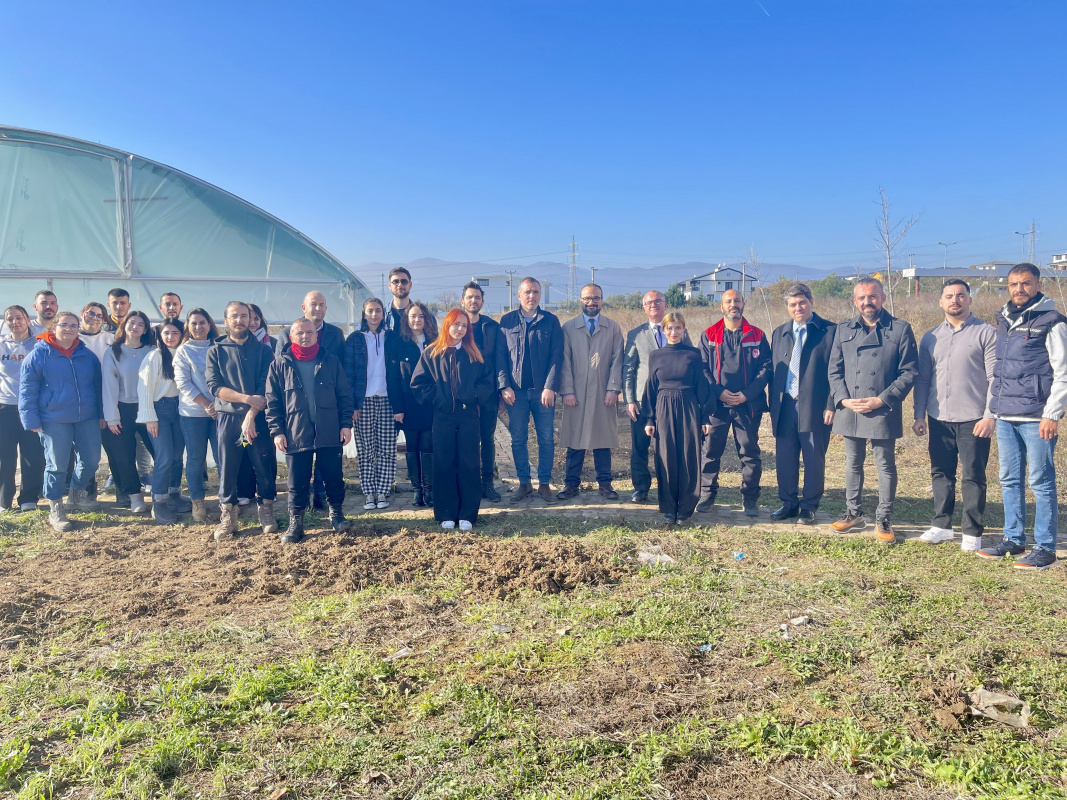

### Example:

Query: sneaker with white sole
xmin=961 ymin=535 xmax=981 ymax=552
xmin=364 ymin=496 xmax=377 ymax=511
xmin=376 ymin=499 xmax=390 ymax=509
xmin=1014 ymin=547 xmax=1059 ymax=571
xmin=441 ymin=520 xmax=455 ymax=530
xmin=918 ymin=526 xmax=955 ymax=544
xmin=459 ymin=520 xmax=473 ymax=531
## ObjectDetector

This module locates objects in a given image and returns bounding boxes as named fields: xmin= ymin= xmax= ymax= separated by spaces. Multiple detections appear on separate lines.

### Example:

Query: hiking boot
xmin=129 ymin=493 xmax=148 ymax=514
xmin=510 ymin=483 xmax=535 ymax=503
xmin=48 ymin=500 xmax=72 ymax=533
xmin=556 ymin=484 xmax=580 ymax=500
xmin=258 ymin=500 xmax=279 ymax=534
xmin=67 ymin=488 xmax=100 ymax=512
xmin=918 ymin=526 xmax=954 ymax=545
xmin=151 ymin=494 xmax=178 ymax=525
xmin=329 ymin=505 xmax=350 ymax=533
xmin=281 ymin=510 xmax=305 ymax=544
xmin=977 ymin=538 xmax=1027 ymax=559
xmin=168 ymin=490 xmax=192 ymax=512
xmin=213 ymin=503 xmax=238 ymax=540
xmin=831 ymin=512 xmax=866 ymax=533
xmin=1014 ymin=547 xmax=1059 ymax=571
xmin=483 ymin=482 xmax=502 ymax=502
xmin=876 ymin=518 xmax=895 ymax=543
xmin=312 ymin=493 xmax=326 ymax=511
xmin=743 ymin=500 xmax=759 ymax=517
xmin=191 ymin=499 xmax=207 ymax=523
xmin=538 ymin=483 xmax=556 ymax=504
xmin=598 ymin=483 xmax=619 ymax=500
xmin=695 ymin=495 xmax=715 ymax=513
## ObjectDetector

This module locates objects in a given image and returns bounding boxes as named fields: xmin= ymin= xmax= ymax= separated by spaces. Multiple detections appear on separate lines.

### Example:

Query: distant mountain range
xmin=351 ymin=258 xmax=839 ymax=302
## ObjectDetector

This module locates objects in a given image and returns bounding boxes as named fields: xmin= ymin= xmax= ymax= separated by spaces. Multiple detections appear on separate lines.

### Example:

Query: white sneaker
xmin=961 ymin=534 xmax=981 ymax=552
xmin=459 ymin=520 xmax=473 ymax=531
xmin=20 ymin=502 xmax=38 ymax=512
xmin=237 ymin=496 xmax=251 ymax=507
xmin=376 ymin=499 xmax=390 ymax=509
xmin=363 ymin=496 xmax=376 ymax=511
xmin=441 ymin=520 xmax=455 ymax=530
xmin=918 ymin=526 xmax=954 ymax=544
xmin=129 ymin=493 xmax=149 ymax=514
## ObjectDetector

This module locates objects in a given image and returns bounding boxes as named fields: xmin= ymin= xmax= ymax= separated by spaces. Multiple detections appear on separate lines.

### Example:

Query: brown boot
xmin=258 ymin=500 xmax=279 ymax=534
xmin=831 ymin=512 xmax=866 ymax=533
xmin=191 ymin=499 xmax=207 ymax=523
xmin=510 ymin=482 xmax=534 ymax=504
xmin=876 ymin=517 xmax=895 ymax=544
xmin=538 ymin=483 xmax=556 ymax=504
xmin=213 ymin=503 xmax=238 ymax=541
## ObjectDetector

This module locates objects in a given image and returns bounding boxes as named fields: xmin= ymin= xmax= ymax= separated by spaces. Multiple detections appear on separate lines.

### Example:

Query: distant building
xmin=900 ymin=261 xmax=1017 ymax=294
xmin=683 ymin=265 xmax=758 ymax=302
xmin=1050 ymin=254 xmax=1067 ymax=271
xmin=471 ymin=274 xmax=560 ymax=315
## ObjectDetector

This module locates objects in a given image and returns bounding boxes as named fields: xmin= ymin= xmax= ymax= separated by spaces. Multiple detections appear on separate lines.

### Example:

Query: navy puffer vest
xmin=990 ymin=295 xmax=1067 ymax=418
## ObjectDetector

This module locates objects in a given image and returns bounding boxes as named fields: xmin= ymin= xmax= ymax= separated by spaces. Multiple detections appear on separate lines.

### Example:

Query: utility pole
xmin=380 ymin=272 xmax=386 ymax=299
xmin=1014 ymin=220 xmax=1037 ymax=264
xmin=567 ymin=237 xmax=578 ymax=302
xmin=937 ymin=241 xmax=956 ymax=271
xmin=505 ymin=270 xmax=517 ymax=312
xmin=543 ymin=281 xmax=551 ymax=307
xmin=589 ymin=265 xmax=596 ymax=283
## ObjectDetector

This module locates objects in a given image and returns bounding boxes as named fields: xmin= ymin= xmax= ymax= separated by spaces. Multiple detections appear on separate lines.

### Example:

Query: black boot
xmin=421 ymin=452 xmax=434 ymax=507
xmin=329 ymin=505 xmax=350 ymax=532
xmin=281 ymin=510 xmax=305 ymax=544
xmin=409 ymin=452 xmax=425 ymax=506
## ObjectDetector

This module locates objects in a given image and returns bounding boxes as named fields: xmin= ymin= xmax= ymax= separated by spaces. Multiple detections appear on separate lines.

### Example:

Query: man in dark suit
xmin=623 ymin=290 xmax=691 ymax=502
xmin=768 ymin=283 xmax=836 ymax=524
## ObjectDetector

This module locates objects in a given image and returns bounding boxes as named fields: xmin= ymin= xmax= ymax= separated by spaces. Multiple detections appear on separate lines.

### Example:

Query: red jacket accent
xmin=702 ymin=318 xmax=765 ymax=387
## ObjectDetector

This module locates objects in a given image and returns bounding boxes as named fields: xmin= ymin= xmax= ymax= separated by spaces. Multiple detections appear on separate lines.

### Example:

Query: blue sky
xmin=3 ymin=0 xmax=1065 ymax=275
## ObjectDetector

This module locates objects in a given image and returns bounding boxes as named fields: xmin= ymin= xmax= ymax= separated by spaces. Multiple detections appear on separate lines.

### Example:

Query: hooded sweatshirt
xmin=0 ymin=334 xmax=35 ymax=405
xmin=173 ymin=338 xmax=214 ymax=418
xmin=102 ymin=344 xmax=152 ymax=426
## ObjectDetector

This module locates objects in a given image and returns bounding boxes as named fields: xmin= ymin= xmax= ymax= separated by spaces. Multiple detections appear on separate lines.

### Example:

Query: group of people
xmin=1 ymin=262 xmax=1062 ymax=569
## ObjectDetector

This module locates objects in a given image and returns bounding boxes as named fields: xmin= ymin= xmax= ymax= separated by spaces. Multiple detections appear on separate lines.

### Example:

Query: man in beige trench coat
xmin=558 ymin=283 xmax=625 ymax=500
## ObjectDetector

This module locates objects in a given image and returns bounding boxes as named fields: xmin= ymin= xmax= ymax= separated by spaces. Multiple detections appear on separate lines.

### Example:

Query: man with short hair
xmin=912 ymin=280 xmax=996 ymax=551
xmin=104 ymin=288 xmax=130 ymax=332
xmin=623 ymin=290 xmax=690 ymax=503
xmin=275 ymin=291 xmax=345 ymax=361
xmin=698 ymin=289 xmax=771 ymax=516
xmin=558 ymin=283 xmax=624 ymax=500
xmin=979 ymin=263 xmax=1067 ymax=570
xmin=461 ymin=281 xmax=509 ymax=501
xmin=385 ymin=267 xmax=413 ymax=332
xmin=768 ymin=283 xmax=836 ymax=524
xmin=266 ymin=319 xmax=354 ymax=543
xmin=499 ymin=277 xmax=564 ymax=504
xmin=206 ymin=301 xmax=279 ymax=540
xmin=158 ymin=292 xmax=183 ymax=321
xmin=31 ymin=291 xmax=58 ymax=335
xmin=829 ymin=277 xmax=918 ymax=542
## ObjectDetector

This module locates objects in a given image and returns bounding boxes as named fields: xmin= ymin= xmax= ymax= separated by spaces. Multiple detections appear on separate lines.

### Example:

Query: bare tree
xmin=435 ymin=290 xmax=460 ymax=309
xmin=742 ymin=245 xmax=775 ymax=333
xmin=874 ymin=187 xmax=921 ymax=314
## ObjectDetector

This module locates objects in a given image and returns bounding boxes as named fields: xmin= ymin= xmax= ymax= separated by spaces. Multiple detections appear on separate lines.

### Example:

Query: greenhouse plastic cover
xmin=0 ymin=127 xmax=368 ymax=325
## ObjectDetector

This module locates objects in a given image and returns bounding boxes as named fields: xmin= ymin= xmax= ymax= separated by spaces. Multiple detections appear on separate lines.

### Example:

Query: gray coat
xmin=828 ymin=309 xmax=918 ymax=440
xmin=623 ymin=323 xmax=692 ymax=405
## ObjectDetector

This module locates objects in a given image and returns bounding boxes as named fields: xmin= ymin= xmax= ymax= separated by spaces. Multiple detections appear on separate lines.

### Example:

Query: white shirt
xmin=363 ymin=330 xmax=388 ymax=397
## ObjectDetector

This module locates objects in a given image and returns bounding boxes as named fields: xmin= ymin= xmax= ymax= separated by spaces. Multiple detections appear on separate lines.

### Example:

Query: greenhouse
xmin=0 ymin=126 xmax=369 ymax=324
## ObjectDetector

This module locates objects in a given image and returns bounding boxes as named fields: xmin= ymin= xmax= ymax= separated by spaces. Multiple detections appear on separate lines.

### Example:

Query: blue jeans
xmin=507 ymin=388 xmax=556 ymax=484
xmin=179 ymin=415 xmax=219 ymax=501
xmin=149 ymin=396 xmax=185 ymax=497
xmin=997 ymin=419 xmax=1058 ymax=552
xmin=39 ymin=419 xmax=102 ymax=501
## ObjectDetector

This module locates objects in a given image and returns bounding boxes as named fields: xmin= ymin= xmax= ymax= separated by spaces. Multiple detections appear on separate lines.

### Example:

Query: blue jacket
xmin=18 ymin=338 xmax=103 ymax=430
xmin=990 ymin=294 xmax=1067 ymax=420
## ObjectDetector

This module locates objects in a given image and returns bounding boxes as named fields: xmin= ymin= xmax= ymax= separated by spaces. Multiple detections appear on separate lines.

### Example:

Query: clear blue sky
xmin=3 ymin=1 xmax=1065 ymax=275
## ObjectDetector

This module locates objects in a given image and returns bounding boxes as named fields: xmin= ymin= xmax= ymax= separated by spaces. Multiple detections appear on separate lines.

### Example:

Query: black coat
xmin=470 ymin=316 xmax=510 ymax=393
xmin=265 ymin=347 xmax=355 ymax=453
xmin=206 ymin=334 xmax=273 ymax=414
xmin=410 ymin=346 xmax=494 ymax=413
xmin=386 ymin=337 xmax=433 ymax=430
xmin=769 ymin=312 xmax=837 ymax=435
xmin=498 ymin=307 xmax=564 ymax=392
xmin=343 ymin=326 xmax=398 ymax=410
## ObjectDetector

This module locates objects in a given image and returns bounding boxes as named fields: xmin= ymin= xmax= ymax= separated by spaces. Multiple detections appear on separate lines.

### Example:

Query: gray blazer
xmin=623 ymin=323 xmax=692 ymax=405
xmin=828 ymin=309 xmax=918 ymax=440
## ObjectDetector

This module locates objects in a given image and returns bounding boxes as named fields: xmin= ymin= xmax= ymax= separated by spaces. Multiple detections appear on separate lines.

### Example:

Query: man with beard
xmin=157 ymin=292 xmax=183 ymax=322
xmin=385 ymin=267 xmax=413 ymax=333
xmin=978 ymin=263 xmax=1067 ymax=570
xmin=912 ymin=279 xmax=996 ymax=551
xmin=697 ymin=289 xmax=771 ymax=516
xmin=557 ymin=283 xmax=624 ymax=500
xmin=828 ymin=277 xmax=918 ymax=542
xmin=103 ymin=288 xmax=131 ymax=333
xmin=30 ymin=291 xmax=59 ymax=335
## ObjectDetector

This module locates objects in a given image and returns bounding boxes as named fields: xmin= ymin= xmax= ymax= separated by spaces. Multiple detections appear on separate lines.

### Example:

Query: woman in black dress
xmin=387 ymin=302 xmax=438 ymax=507
xmin=642 ymin=312 xmax=714 ymax=524
xmin=410 ymin=308 xmax=493 ymax=530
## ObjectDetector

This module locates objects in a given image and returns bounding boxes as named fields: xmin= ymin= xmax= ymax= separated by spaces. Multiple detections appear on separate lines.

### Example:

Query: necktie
xmin=654 ymin=324 xmax=664 ymax=348
xmin=587 ymin=318 xmax=596 ymax=337
xmin=788 ymin=326 xmax=805 ymax=399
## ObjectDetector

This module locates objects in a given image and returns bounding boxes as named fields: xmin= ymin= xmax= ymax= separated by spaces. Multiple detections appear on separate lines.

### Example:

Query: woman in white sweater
xmin=173 ymin=309 xmax=220 ymax=523
xmin=101 ymin=311 xmax=155 ymax=512
xmin=138 ymin=319 xmax=191 ymax=525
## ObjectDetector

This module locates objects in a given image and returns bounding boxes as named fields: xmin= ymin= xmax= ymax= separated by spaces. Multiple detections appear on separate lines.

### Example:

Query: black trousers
xmin=478 ymin=393 xmax=499 ymax=484
xmin=432 ymin=406 xmax=481 ymax=524
xmin=0 ymin=403 xmax=44 ymax=509
xmin=403 ymin=426 xmax=433 ymax=487
xmin=630 ymin=417 xmax=653 ymax=494
xmin=101 ymin=402 xmax=155 ymax=496
xmin=775 ymin=395 xmax=829 ymax=511
xmin=700 ymin=406 xmax=762 ymax=501
xmin=929 ymin=417 xmax=990 ymax=535
xmin=287 ymin=446 xmax=344 ymax=512
xmin=217 ymin=412 xmax=277 ymax=505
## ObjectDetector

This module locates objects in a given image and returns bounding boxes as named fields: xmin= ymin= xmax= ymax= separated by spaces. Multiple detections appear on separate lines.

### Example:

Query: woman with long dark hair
xmin=101 ymin=311 xmax=156 ymax=512
xmin=137 ymin=319 xmax=190 ymax=524
xmin=410 ymin=308 xmax=493 ymax=530
xmin=387 ymin=302 xmax=438 ymax=506
xmin=0 ymin=305 xmax=45 ymax=513
xmin=343 ymin=298 xmax=398 ymax=510
xmin=174 ymin=308 xmax=220 ymax=523
xmin=248 ymin=304 xmax=277 ymax=351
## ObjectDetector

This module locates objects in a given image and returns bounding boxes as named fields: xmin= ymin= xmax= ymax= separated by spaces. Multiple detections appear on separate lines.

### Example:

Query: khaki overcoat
xmin=560 ymin=313 xmax=624 ymax=450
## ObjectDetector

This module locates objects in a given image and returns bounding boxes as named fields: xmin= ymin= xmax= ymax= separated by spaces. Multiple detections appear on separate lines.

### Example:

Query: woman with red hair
xmin=410 ymin=308 xmax=493 ymax=530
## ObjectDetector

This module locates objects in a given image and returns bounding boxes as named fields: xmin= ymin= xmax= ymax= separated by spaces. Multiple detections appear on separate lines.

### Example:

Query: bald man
xmin=275 ymin=291 xmax=346 ymax=362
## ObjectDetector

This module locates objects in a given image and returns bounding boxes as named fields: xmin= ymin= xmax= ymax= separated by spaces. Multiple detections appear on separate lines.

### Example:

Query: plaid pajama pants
xmin=356 ymin=395 xmax=397 ymax=498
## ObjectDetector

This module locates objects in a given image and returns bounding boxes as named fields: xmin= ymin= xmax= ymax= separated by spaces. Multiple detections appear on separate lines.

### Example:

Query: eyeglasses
xmin=83 ymin=311 xmax=104 ymax=319
xmin=56 ymin=323 xmax=79 ymax=331
xmin=643 ymin=299 xmax=665 ymax=307
xmin=581 ymin=296 xmax=603 ymax=302
xmin=390 ymin=278 xmax=410 ymax=286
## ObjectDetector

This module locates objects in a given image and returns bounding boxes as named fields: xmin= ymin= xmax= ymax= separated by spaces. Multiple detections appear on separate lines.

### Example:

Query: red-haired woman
xmin=410 ymin=308 xmax=493 ymax=530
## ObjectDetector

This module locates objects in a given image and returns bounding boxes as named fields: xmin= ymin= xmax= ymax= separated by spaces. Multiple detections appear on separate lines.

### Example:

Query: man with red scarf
xmin=697 ymin=289 xmax=771 ymax=516
xmin=266 ymin=318 xmax=355 ymax=543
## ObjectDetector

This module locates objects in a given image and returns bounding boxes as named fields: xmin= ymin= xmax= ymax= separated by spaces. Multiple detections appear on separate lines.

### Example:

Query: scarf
xmin=1006 ymin=292 xmax=1043 ymax=322
xmin=254 ymin=327 xmax=269 ymax=344
xmin=39 ymin=331 xmax=78 ymax=358
xmin=291 ymin=341 xmax=319 ymax=362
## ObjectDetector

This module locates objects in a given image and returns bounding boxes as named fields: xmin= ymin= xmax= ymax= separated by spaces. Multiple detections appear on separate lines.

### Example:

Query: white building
xmin=683 ymin=265 xmax=758 ymax=302
xmin=1051 ymin=254 xmax=1067 ymax=271
xmin=471 ymin=275 xmax=515 ymax=315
